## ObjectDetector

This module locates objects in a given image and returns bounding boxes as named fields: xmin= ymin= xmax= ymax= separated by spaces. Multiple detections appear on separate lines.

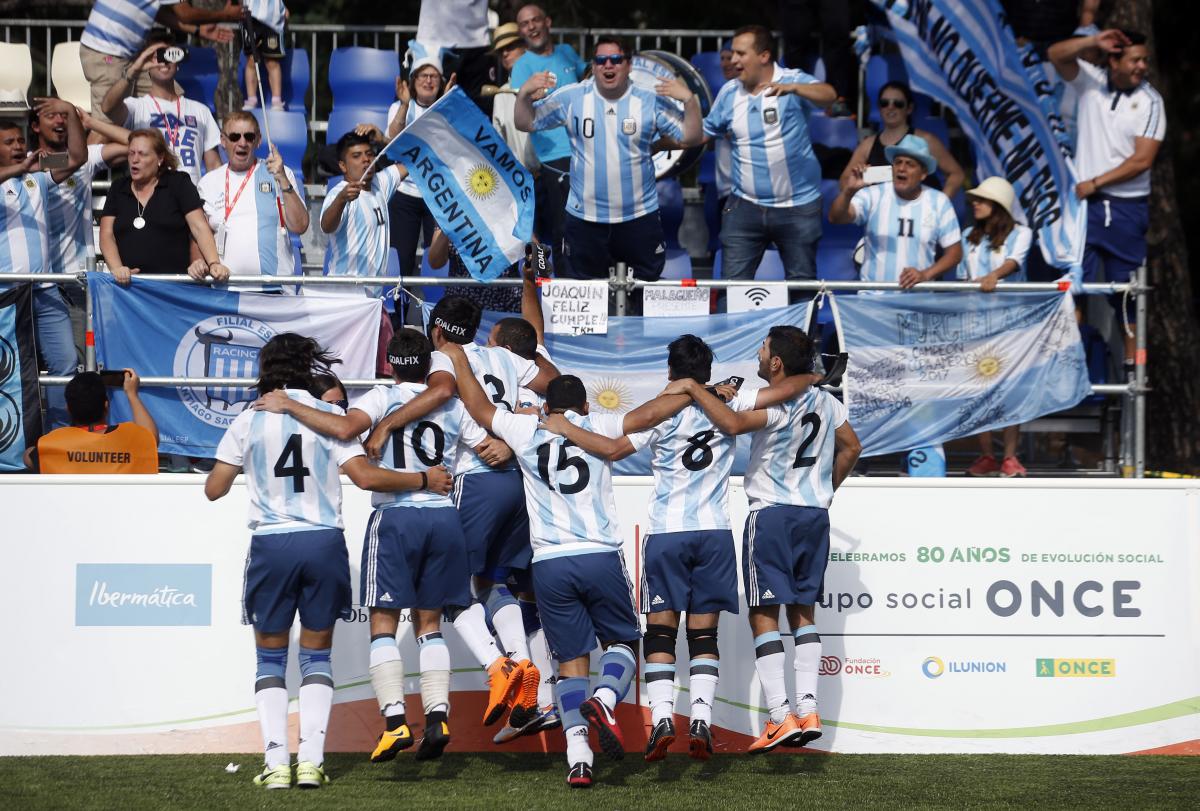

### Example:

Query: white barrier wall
xmin=1 ymin=476 xmax=1197 ymax=755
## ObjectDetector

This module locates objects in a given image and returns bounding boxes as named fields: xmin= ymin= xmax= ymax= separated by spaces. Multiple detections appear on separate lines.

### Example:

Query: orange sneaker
xmin=1000 ymin=456 xmax=1027 ymax=478
xmin=482 ymin=657 xmax=522 ymax=726
xmin=797 ymin=712 xmax=822 ymax=746
xmin=967 ymin=455 xmax=1000 ymax=477
xmin=747 ymin=715 xmax=803 ymax=753
xmin=516 ymin=659 xmax=541 ymax=712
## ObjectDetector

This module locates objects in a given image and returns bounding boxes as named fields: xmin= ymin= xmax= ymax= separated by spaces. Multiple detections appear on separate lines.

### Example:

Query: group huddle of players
xmin=205 ymin=265 xmax=861 ymax=790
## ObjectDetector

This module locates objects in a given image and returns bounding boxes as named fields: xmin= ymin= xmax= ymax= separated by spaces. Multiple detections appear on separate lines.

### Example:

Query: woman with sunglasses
xmin=839 ymin=81 xmax=964 ymax=199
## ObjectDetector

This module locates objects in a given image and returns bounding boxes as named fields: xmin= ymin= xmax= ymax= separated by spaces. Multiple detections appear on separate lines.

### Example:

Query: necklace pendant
xmin=133 ymin=216 xmax=146 ymax=230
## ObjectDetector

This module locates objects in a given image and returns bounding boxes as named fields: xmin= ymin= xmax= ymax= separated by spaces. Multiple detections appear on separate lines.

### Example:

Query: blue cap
xmin=884 ymin=133 xmax=938 ymax=175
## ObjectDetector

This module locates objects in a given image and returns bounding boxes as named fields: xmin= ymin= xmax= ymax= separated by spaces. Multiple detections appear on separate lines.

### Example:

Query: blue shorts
xmin=743 ymin=506 xmax=830 ymax=608
xmin=1083 ymin=195 xmax=1147 ymax=318
xmin=453 ymin=469 xmax=531 ymax=576
xmin=641 ymin=530 xmax=739 ymax=615
xmin=532 ymin=551 xmax=641 ymax=662
xmin=361 ymin=506 xmax=472 ymax=611
xmin=242 ymin=528 xmax=352 ymax=633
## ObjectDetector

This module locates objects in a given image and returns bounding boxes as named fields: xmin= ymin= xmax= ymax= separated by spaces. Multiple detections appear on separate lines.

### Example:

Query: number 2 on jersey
xmin=792 ymin=413 xmax=822 ymax=468
xmin=273 ymin=433 xmax=311 ymax=492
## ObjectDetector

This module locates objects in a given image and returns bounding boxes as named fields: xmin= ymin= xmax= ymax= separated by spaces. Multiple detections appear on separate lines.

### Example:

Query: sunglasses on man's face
xmin=879 ymin=98 xmax=908 ymax=109
xmin=593 ymin=54 xmax=626 ymax=67
xmin=224 ymin=131 xmax=259 ymax=143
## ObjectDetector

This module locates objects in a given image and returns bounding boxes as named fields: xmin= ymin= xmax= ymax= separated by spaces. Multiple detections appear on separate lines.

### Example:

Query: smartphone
xmin=157 ymin=45 xmax=187 ymax=64
xmin=98 ymin=370 xmax=127 ymax=387
xmin=863 ymin=165 xmax=893 ymax=185
xmin=38 ymin=152 xmax=70 ymax=171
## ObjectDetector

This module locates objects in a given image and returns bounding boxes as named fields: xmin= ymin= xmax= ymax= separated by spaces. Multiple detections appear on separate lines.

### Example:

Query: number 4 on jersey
xmin=273 ymin=433 xmax=311 ymax=492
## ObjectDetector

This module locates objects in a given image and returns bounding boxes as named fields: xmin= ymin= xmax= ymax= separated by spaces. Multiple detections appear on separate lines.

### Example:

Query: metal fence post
xmin=613 ymin=262 xmax=628 ymax=317
xmin=1134 ymin=263 xmax=1148 ymax=478
xmin=83 ymin=270 xmax=96 ymax=372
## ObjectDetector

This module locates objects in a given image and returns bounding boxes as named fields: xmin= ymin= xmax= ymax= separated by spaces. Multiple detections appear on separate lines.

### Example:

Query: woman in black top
xmin=838 ymin=82 xmax=965 ymax=199
xmin=99 ymin=128 xmax=230 ymax=284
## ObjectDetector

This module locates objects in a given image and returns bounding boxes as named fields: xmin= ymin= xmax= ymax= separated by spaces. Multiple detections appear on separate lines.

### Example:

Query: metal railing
xmin=13 ymin=267 xmax=1149 ymax=476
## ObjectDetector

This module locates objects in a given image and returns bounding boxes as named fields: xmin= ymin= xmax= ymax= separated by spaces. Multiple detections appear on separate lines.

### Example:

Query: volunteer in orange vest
xmin=32 ymin=369 xmax=158 ymax=473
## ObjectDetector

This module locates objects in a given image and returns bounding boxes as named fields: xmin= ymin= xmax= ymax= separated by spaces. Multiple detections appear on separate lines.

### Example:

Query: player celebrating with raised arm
xmin=442 ymin=341 xmax=639 ymax=789
xmin=205 ymin=333 xmax=452 ymax=790
xmin=662 ymin=326 xmax=861 ymax=752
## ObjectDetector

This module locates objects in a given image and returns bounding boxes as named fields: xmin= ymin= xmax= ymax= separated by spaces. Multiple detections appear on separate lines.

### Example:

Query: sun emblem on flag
xmin=973 ymin=347 xmax=1004 ymax=381
xmin=466 ymin=163 xmax=499 ymax=200
xmin=587 ymin=377 xmax=633 ymax=413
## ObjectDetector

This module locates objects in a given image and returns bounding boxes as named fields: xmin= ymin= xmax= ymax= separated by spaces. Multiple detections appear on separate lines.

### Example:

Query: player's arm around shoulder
xmin=441 ymin=342 xmax=497 ymax=431
xmin=751 ymin=373 xmax=820 ymax=409
xmin=662 ymin=378 xmax=768 ymax=436
xmin=830 ymin=394 xmax=862 ymax=489
xmin=341 ymin=455 xmax=453 ymax=495
xmin=252 ymin=389 xmax=371 ymax=442
xmin=541 ymin=413 xmax=636 ymax=461
xmin=363 ymin=370 xmax=457 ymax=460
xmin=621 ymin=390 xmax=691 ymax=434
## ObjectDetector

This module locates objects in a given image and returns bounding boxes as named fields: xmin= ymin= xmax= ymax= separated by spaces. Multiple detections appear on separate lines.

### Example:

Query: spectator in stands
xmin=78 ymin=0 xmax=239 ymax=127
xmin=415 ymin=0 xmax=493 ymax=111
xmin=1047 ymin=28 xmax=1164 ymax=369
xmin=100 ymin=128 xmax=230 ymax=282
xmin=427 ymin=226 xmax=523 ymax=314
xmin=515 ymin=36 xmax=702 ymax=311
xmin=702 ymin=25 xmax=835 ymax=302
xmin=779 ymin=0 xmax=860 ymax=117
xmin=838 ymin=81 xmax=964 ymax=200
xmin=830 ymin=134 xmax=962 ymax=288
xmin=2 ymin=100 xmax=87 ymax=429
xmin=958 ymin=177 xmax=1033 ymax=478
xmin=712 ymin=39 xmax=737 ymax=207
xmin=101 ymin=35 xmax=222 ymax=187
xmin=28 ymin=369 xmax=158 ymax=474
xmin=1003 ymin=0 xmax=1101 ymax=57
xmin=488 ymin=23 xmax=538 ymax=171
xmin=509 ymin=4 xmax=588 ymax=273
xmin=197 ymin=112 xmax=307 ymax=286
xmin=242 ymin=1 xmax=290 ymax=111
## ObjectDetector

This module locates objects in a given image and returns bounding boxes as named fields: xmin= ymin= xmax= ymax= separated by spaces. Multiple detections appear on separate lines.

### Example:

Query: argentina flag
xmin=88 ymin=273 xmax=381 ymax=457
xmin=383 ymin=87 xmax=534 ymax=281
xmin=0 ymin=284 xmax=42 ymax=471
xmin=833 ymin=292 xmax=1091 ymax=456
xmin=869 ymin=0 xmax=1086 ymax=281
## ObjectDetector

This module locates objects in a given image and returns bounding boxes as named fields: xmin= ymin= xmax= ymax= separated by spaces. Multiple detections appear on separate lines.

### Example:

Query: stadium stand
xmin=328 ymin=47 xmax=399 ymax=110
xmin=176 ymin=46 xmax=220 ymax=110
xmin=239 ymin=47 xmax=311 ymax=111
xmin=0 ymin=42 xmax=32 ymax=110
xmin=50 ymin=41 xmax=91 ymax=111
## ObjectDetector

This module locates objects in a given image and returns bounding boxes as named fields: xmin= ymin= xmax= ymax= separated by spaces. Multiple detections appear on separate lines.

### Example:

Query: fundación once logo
xmin=75 ymin=564 xmax=212 ymax=626
xmin=922 ymin=655 xmax=1007 ymax=679
xmin=1036 ymin=658 xmax=1116 ymax=678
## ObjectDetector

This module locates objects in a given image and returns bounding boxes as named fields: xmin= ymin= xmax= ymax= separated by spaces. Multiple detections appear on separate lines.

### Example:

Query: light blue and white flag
xmin=384 ymin=87 xmax=534 ymax=281
xmin=869 ymin=0 xmax=1086 ymax=282
xmin=88 ymin=273 xmax=381 ymax=457
xmin=833 ymin=292 xmax=1091 ymax=456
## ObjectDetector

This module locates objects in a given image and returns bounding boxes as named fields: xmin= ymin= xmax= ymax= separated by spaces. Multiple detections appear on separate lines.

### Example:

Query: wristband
xmin=420 ymin=471 xmax=428 ymax=490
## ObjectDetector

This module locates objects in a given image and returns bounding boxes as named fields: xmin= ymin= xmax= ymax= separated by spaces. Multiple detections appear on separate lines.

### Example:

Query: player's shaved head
xmin=765 ymin=326 xmax=814 ymax=376
xmin=388 ymin=328 xmax=433 ymax=383
xmin=546 ymin=374 xmax=587 ymax=413
xmin=493 ymin=317 xmax=538 ymax=360
xmin=667 ymin=334 xmax=713 ymax=383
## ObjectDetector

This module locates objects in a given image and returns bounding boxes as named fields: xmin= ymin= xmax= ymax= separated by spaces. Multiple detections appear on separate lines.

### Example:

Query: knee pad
xmin=686 ymin=626 xmax=719 ymax=659
xmin=298 ymin=646 xmax=333 ymax=687
xmin=643 ymin=623 xmax=678 ymax=659
xmin=255 ymin=646 xmax=288 ymax=690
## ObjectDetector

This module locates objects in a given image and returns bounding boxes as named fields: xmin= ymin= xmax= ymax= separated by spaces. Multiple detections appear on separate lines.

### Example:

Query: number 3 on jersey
xmin=273 ymin=434 xmax=311 ymax=492
xmin=536 ymin=439 xmax=590 ymax=494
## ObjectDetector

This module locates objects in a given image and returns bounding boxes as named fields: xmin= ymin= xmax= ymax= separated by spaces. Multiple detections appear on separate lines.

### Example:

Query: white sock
xmin=565 ymin=724 xmax=593 ymax=766
xmin=645 ymin=662 xmax=676 ymax=724
xmin=527 ymin=628 xmax=555 ymax=707
xmin=369 ymin=635 xmax=405 ymax=718
xmin=754 ymin=632 xmax=790 ymax=724
xmin=417 ymin=632 xmax=451 ymax=715
xmin=689 ymin=658 xmax=719 ymax=725
xmin=491 ymin=602 xmax=530 ymax=661
xmin=297 ymin=683 xmax=332 ymax=765
xmin=793 ymin=625 xmax=820 ymax=716
xmin=255 ymin=687 xmax=289 ymax=769
xmin=452 ymin=603 xmax=504 ymax=668
xmin=593 ymin=686 xmax=618 ymax=712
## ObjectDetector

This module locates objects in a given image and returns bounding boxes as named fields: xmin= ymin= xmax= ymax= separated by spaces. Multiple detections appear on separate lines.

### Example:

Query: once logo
xmin=922 ymin=656 xmax=945 ymax=679
xmin=819 ymin=655 xmax=842 ymax=676
xmin=75 ymin=564 xmax=212 ymax=626
xmin=1036 ymin=658 xmax=1116 ymax=678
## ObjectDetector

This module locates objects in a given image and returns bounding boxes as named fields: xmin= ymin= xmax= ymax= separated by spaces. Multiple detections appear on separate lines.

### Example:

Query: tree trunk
xmin=1108 ymin=0 xmax=1200 ymax=473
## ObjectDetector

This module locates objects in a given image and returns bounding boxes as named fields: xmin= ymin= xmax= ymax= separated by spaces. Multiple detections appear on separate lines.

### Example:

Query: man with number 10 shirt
xmin=205 ymin=334 xmax=453 ymax=789
xmin=662 ymin=326 xmax=861 ymax=753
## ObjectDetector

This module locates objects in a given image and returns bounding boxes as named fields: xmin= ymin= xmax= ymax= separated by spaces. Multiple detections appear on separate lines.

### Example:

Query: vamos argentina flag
xmin=88 ymin=273 xmax=380 ymax=457
xmin=384 ymin=87 xmax=534 ymax=280
xmin=833 ymin=292 xmax=1091 ymax=456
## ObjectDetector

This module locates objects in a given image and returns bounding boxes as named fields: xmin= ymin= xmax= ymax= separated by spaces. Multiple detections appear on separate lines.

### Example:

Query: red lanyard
xmin=150 ymin=96 xmax=182 ymax=147
xmin=224 ymin=161 xmax=258 ymax=221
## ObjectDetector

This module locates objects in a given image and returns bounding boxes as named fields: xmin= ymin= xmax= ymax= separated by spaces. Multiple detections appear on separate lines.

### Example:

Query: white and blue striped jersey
xmin=322 ymin=164 xmax=404 ymax=288
xmin=81 ymin=0 xmax=178 ymax=59
xmin=353 ymin=381 xmax=487 ymax=510
xmin=629 ymin=403 xmax=735 ymax=534
xmin=123 ymin=95 xmax=220 ymax=186
xmin=45 ymin=145 xmax=107 ymax=275
xmin=531 ymin=79 xmax=684 ymax=223
xmin=490 ymin=410 xmax=624 ymax=561
xmin=434 ymin=343 xmax=537 ymax=475
xmin=246 ymin=0 xmax=287 ymax=34
xmin=714 ymin=135 xmax=733 ymax=199
xmin=851 ymin=183 xmax=961 ymax=284
xmin=959 ymin=224 xmax=1033 ymax=282
xmin=198 ymin=161 xmax=302 ymax=280
xmin=216 ymin=389 xmax=364 ymax=532
xmin=1 ymin=172 xmax=51 ymax=284
xmin=517 ymin=345 xmax=552 ymax=410
xmin=703 ymin=66 xmax=823 ymax=208
xmin=733 ymin=386 xmax=848 ymax=510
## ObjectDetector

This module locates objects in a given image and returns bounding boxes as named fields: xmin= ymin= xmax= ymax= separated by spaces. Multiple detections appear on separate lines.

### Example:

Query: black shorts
xmin=242 ymin=18 xmax=286 ymax=59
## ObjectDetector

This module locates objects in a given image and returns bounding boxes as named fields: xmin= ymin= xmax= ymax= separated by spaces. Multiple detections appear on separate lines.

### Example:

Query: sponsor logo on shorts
xmin=75 ymin=563 xmax=212 ymax=626
xmin=761 ymin=589 xmax=775 ymax=600
xmin=1036 ymin=658 xmax=1115 ymax=678
xmin=651 ymin=595 xmax=665 ymax=606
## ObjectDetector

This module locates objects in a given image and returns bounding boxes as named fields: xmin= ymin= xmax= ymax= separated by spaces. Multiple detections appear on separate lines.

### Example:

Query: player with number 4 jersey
xmin=663 ymin=326 xmax=861 ymax=755
xmin=206 ymin=334 xmax=452 ymax=790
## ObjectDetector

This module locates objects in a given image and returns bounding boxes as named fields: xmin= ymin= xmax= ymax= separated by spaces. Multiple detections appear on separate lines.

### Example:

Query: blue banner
xmin=869 ymin=0 xmax=1085 ymax=281
xmin=834 ymin=292 xmax=1091 ymax=456
xmin=0 ymin=284 xmax=42 ymax=471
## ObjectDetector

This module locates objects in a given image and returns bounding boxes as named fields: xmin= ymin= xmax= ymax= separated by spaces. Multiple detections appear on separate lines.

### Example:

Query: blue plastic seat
xmin=656 ymin=178 xmax=684 ymax=250
xmin=820 ymin=179 xmax=860 ymax=248
xmin=326 ymin=107 xmax=388 ymax=144
xmin=177 ymin=46 xmax=219 ymax=109
xmin=239 ymin=47 xmax=311 ymax=111
xmin=329 ymin=47 xmax=399 ymax=110
xmin=689 ymin=51 xmax=727 ymax=99
xmin=247 ymin=109 xmax=308 ymax=170
xmin=808 ymin=113 xmax=858 ymax=151
xmin=660 ymin=248 xmax=693 ymax=280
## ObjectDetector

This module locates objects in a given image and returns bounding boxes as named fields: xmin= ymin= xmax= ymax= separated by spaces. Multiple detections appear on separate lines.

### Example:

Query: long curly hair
xmin=256 ymin=333 xmax=341 ymax=396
